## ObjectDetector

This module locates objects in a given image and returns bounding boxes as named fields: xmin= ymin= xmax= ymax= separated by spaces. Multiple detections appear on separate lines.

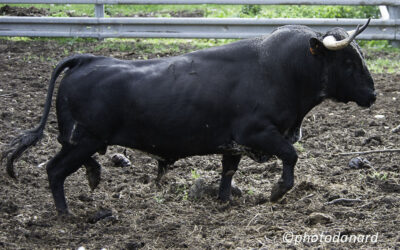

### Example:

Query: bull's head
xmin=309 ymin=19 xmax=376 ymax=108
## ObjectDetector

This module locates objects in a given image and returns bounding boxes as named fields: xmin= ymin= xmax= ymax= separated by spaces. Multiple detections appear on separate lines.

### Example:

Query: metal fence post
xmin=95 ymin=4 xmax=104 ymax=40
xmin=95 ymin=4 xmax=104 ymax=18
xmin=388 ymin=5 xmax=400 ymax=47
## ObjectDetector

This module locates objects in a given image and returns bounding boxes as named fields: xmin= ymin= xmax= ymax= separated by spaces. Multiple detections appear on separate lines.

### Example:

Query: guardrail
xmin=0 ymin=0 xmax=399 ymax=42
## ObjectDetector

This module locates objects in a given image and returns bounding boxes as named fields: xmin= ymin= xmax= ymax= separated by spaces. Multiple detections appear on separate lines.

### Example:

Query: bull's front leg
xmin=269 ymin=147 xmax=297 ymax=201
xmin=240 ymin=124 xmax=298 ymax=202
xmin=218 ymin=154 xmax=241 ymax=202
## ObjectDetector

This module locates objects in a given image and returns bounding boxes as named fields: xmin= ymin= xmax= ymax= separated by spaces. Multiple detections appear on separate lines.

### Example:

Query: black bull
xmin=2 ymin=22 xmax=376 ymax=214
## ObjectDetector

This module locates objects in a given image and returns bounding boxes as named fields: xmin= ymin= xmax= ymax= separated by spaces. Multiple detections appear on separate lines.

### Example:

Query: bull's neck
xmin=293 ymin=57 xmax=327 ymax=120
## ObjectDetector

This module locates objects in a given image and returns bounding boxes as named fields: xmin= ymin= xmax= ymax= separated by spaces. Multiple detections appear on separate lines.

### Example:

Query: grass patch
xmin=366 ymin=58 xmax=400 ymax=74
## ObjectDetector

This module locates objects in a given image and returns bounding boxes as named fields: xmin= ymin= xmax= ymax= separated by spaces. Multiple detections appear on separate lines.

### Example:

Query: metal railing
xmin=0 ymin=0 xmax=399 ymax=41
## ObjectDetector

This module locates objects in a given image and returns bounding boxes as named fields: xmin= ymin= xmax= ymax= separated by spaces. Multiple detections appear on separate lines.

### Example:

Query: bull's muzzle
xmin=362 ymin=91 xmax=377 ymax=108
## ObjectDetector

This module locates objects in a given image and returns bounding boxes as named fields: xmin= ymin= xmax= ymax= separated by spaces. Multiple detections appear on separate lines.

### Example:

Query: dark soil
xmin=0 ymin=38 xmax=399 ymax=249
xmin=0 ymin=5 xmax=204 ymax=18
xmin=0 ymin=5 xmax=48 ymax=17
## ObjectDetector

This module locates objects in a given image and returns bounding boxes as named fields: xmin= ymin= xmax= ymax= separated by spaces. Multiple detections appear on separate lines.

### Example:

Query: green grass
xmin=0 ymin=3 xmax=380 ymax=18
xmin=191 ymin=169 xmax=200 ymax=180
xmin=366 ymin=58 xmax=400 ymax=74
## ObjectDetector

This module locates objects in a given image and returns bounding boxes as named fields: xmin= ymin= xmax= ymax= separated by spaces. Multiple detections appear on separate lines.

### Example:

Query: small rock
xmin=374 ymin=114 xmax=385 ymax=119
xmin=354 ymin=129 xmax=366 ymax=137
xmin=111 ymin=153 xmax=131 ymax=167
xmin=369 ymin=121 xmax=379 ymax=126
xmin=392 ymin=124 xmax=400 ymax=133
xmin=78 ymin=194 xmax=93 ymax=202
xmin=348 ymin=157 xmax=372 ymax=169
xmin=188 ymin=178 xmax=207 ymax=200
xmin=306 ymin=212 xmax=333 ymax=225
xmin=363 ymin=135 xmax=382 ymax=146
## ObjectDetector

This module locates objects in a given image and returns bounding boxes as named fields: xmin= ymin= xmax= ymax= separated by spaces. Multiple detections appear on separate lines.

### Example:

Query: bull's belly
xmin=109 ymin=132 xmax=227 ymax=160
xmin=218 ymin=141 xmax=271 ymax=163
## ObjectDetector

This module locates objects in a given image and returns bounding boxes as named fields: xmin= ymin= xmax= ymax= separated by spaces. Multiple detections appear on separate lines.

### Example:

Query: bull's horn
xmin=322 ymin=18 xmax=371 ymax=51
xmin=347 ymin=18 xmax=371 ymax=38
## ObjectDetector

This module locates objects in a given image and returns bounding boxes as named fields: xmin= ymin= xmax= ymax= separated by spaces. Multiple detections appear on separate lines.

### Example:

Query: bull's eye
xmin=345 ymin=59 xmax=353 ymax=65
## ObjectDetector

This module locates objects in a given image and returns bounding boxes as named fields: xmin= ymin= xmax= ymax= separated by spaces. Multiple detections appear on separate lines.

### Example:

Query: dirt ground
xmin=0 ymin=13 xmax=400 ymax=250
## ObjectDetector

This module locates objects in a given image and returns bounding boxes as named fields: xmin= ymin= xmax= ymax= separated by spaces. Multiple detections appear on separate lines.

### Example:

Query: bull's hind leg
xmin=156 ymin=159 xmax=175 ymax=182
xmin=46 ymin=139 xmax=101 ymax=214
xmin=84 ymin=157 xmax=101 ymax=191
xmin=218 ymin=154 xmax=241 ymax=202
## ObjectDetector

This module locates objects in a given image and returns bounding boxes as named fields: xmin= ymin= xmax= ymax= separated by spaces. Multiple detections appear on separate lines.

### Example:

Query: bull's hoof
xmin=218 ymin=185 xmax=242 ymax=202
xmin=218 ymin=185 xmax=232 ymax=202
xmin=218 ymin=193 xmax=232 ymax=203
xmin=57 ymin=211 xmax=78 ymax=223
xmin=270 ymin=180 xmax=292 ymax=202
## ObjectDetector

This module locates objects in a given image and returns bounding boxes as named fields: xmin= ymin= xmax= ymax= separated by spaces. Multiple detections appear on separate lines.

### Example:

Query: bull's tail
xmin=1 ymin=55 xmax=85 ymax=178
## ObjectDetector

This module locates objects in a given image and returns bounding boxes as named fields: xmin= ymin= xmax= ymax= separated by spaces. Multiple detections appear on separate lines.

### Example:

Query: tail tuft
xmin=1 ymin=126 xmax=44 ymax=178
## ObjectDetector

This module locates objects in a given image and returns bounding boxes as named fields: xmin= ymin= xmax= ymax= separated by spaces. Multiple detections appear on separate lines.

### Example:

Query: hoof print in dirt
xmin=254 ymin=194 xmax=269 ymax=205
xmin=111 ymin=153 xmax=131 ymax=167
xmin=306 ymin=212 xmax=334 ymax=226
xmin=379 ymin=180 xmax=400 ymax=193
xmin=0 ymin=201 xmax=18 ymax=214
xmin=138 ymin=174 xmax=151 ymax=184
xmin=87 ymin=209 xmax=113 ymax=224
xmin=126 ymin=241 xmax=145 ymax=250
xmin=348 ymin=157 xmax=372 ymax=169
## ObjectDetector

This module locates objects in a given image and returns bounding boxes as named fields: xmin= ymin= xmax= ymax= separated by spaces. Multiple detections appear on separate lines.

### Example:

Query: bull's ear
xmin=309 ymin=37 xmax=325 ymax=55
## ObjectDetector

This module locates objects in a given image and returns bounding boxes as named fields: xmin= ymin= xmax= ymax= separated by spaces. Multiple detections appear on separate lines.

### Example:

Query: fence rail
xmin=0 ymin=0 xmax=399 ymax=41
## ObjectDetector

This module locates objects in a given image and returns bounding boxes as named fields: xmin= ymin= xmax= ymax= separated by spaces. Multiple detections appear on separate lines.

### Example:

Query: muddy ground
xmin=0 ymin=37 xmax=400 ymax=249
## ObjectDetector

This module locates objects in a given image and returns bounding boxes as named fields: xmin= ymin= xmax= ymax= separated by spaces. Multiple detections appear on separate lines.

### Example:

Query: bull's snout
xmin=357 ymin=90 xmax=376 ymax=108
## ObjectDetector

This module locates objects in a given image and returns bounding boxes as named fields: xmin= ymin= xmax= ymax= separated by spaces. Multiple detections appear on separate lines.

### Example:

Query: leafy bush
xmin=241 ymin=5 xmax=261 ymax=16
